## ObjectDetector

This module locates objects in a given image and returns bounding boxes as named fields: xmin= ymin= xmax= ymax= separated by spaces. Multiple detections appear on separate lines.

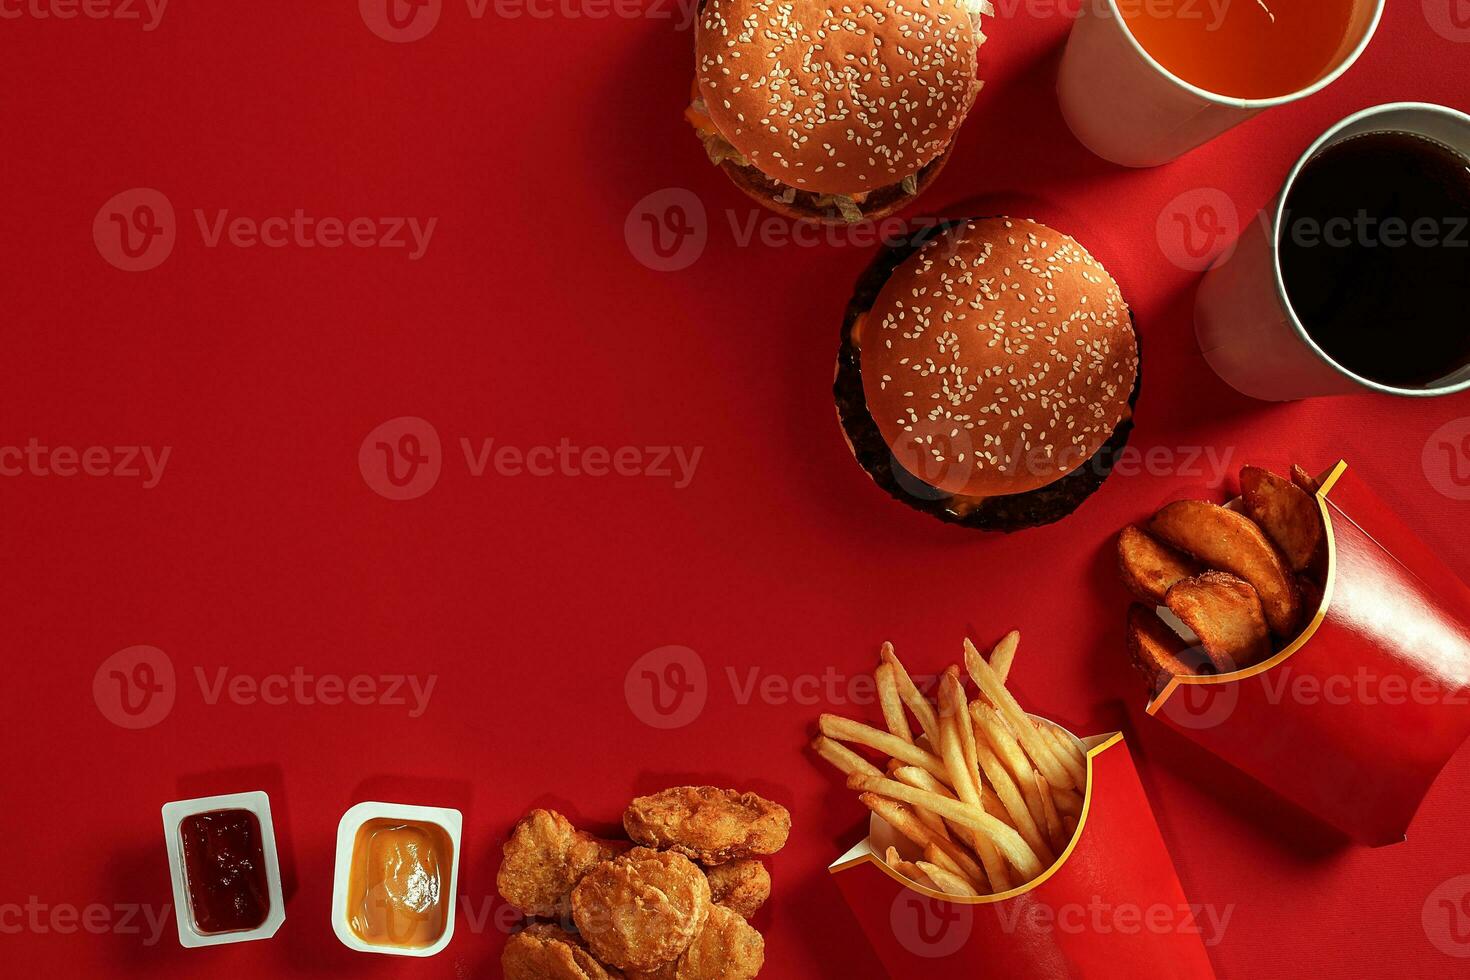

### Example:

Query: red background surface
xmin=3 ymin=2 xmax=1469 ymax=978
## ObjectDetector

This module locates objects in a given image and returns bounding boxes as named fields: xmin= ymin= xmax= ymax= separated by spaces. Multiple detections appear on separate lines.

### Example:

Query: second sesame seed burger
xmin=836 ymin=217 xmax=1141 ymax=531
xmin=687 ymin=0 xmax=991 ymax=225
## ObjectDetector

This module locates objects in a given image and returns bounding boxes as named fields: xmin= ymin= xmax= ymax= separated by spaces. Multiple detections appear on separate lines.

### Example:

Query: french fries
xmin=918 ymin=860 xmax=981 ymax=898
xmin=970 ymin=702 xmax=1047 ymax=832
xmin=811 ymin=633 xmax=1088 ymax=897
xmin=875 ymin=662 xmax=914 ymax=745
xmin=973 ymin=726 xmax=1053 ymax=865
xmin=989 ymin=630 xmax=1019 ymax=684
xmin=934 ymin=670 xmax=1010 ymax=891
xmin=860 ymin=792 xmax=993 ymax=892
xmin=1036 ymin=717 xmax=1087 ymax=790
xmin=1115 ymin=464 xmax=1330 ymax=689
xmin=889 ymin=766 xmax=955 ymax=841
xmin=818 ymin=715 xmax=951 ymax=785
xmin=922 ymin=844 xmax=975 ymax=890
xmin=963 ymin=640 xmax=1075 ymax=792
xmin=811 ymin=735 xmax=884 ymax=780
xmin=880 ymin=642 xmax=940 ymax=743
xmin=1035 ymin=770 xmax=1066 ymax=854
xmin=849 ymin=774 xmax=1045 ymax=881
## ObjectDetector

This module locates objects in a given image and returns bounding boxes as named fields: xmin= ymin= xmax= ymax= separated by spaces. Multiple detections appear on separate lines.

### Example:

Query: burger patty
xmin=719 ymin=151 xmax=951 ymax=226
xmin=835 ymin=219 xmax=1143 ymax=532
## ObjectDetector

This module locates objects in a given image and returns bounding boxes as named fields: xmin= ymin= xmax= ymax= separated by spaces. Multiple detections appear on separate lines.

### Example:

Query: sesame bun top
xmin=858 ymin=218 xmax=1138 ymax=499
xmin=695 ymin=0 xmax=983 ymax=197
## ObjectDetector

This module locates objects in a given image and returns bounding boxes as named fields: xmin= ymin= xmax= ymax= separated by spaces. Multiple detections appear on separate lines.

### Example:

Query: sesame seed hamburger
xmin=836 ymin=217 xmax=1141 ymax=531
xmin=689 ymin=0 xmax=991 ymax=225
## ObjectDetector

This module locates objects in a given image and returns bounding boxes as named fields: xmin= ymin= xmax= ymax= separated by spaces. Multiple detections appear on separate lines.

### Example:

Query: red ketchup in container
xmin=179 ymin=809 xmax=271 ymax=934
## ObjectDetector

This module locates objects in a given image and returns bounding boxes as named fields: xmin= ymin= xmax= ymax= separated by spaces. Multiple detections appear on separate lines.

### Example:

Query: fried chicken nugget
xmin=625 ymin=906 xmax=765 ymax=980
xmin=503 ymin=923 xmax=625 ymax=980
xmin=571 ymin=848 xmax=711 ymax=972
xmin=623 ymin=788 xmax=790 ymax=865
xmin=498 ymin=809 xmax=631 ymax=918
xmin=704 ymin=859 xmax=770 ymax=919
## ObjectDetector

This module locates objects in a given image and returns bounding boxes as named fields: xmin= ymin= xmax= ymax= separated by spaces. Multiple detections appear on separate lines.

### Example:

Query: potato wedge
xmin=1291 ymin=463 xmax=1320 ymax=495
xmin=1165 ymin=572 xmax=1272 ymax=671
xmin=1126 ymin=603 xmax=1214 ymax=692
xmin=1241 ymin=466 xmax=1324 ymax=573
xmin=1150 ymin=499 xmax=1300 ymax=636
xmin=1117 ymin=524 xmax=1198 ymax=604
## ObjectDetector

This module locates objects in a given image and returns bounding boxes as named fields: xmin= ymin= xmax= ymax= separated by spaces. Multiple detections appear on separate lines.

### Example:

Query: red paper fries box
xmin=830 ymin=734 xmax=1217 ymax=979
xmin=1148 ymin=461 xmax=1470 ymax=846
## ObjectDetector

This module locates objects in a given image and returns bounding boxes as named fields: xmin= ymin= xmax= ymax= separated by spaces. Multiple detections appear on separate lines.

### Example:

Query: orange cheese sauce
xmin=345 ymin=819 xmax=453 ymax=949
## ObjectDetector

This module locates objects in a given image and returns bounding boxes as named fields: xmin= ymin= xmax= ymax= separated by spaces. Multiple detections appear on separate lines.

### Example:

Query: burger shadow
xmin=580 ymin=20 xmax=707 ymax=223
xmin=1135 ymin=275 xmax=1275 ymax=435
xmin=942 ymin=32 xmax=1141 ymax=201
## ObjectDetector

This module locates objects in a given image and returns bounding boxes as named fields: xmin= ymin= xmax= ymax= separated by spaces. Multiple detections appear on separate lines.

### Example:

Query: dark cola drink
xmin=1279 ymin=131 xmax=1470 ymax=388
